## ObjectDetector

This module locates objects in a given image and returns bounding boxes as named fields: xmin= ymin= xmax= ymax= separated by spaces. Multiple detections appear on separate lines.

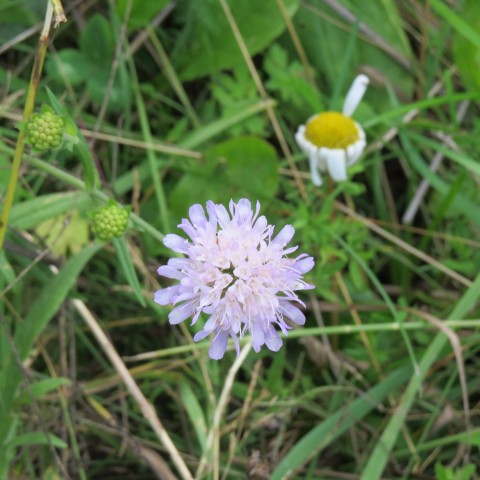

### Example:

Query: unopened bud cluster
xmin=92 ymin=202 xmax=130 ymax=241
xmin=26 ymin=111 xmax=64 ymax=150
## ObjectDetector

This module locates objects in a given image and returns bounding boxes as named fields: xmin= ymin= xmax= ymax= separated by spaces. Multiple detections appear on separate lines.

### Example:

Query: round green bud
xmin=92 ymin=202 xmax=130 ymax=241
xmin=26 ymin=111 xmax=64 ymax=150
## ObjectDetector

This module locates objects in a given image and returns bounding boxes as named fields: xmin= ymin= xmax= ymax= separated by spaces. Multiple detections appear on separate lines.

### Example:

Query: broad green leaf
xmin=271 ymin=364 xmax=413 ymax=479
xmin=211 ymin=136 xmax=279 ymax=198
xmin=174 ymin=0 xmax=299 ymax=80
xmin=8 ymin=432 xmax=67 ymax=449
xmin=46 ymin=49 xmax=90 ymax=85
xmin=79 ymin=14 xmax=114 ymax=66
xmin=10 ymin=192 xmax=90 ymax=230
xmin=169 ymin=136 xmax=279 ymax=218
xmin=117 ymin=0 xmax=169 ymax=31
xmin=112 ymin=237 xmax=146 ymax=307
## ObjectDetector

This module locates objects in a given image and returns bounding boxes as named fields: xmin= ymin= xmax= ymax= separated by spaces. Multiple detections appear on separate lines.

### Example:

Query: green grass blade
xmin=179 ymin=381 xmax=208 ymax=453
xmin=270 ymin=364 xmax=413 ymax=480
xmin=430 ymin=0 xmax=480 ymax=48
xmin=360 ymin=271 xmax=480 ymax=480
xmin=112 ymin=237 xmax=146 ymax=307
xmin=13 ymin=244 xmax=102 ymax=360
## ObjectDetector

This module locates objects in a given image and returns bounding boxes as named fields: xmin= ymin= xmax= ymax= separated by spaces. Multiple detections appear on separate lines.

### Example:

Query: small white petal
xmin=326 ymin=150 xmax=348 ymax=182
xmin=343 ymin=74 xmax=369 ymax=116
xmin=307 ymin=150 xmax=323 ymax=187
xmin=348 ymin=140 xmax=366 ymax=166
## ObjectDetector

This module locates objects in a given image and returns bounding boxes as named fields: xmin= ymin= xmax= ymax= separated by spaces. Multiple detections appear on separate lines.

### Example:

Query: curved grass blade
xmin=271 ymin=364 xmax=413 ymax=480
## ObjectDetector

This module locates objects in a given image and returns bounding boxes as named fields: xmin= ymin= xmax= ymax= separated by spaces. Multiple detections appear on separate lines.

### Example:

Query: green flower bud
xmin=26 ymin=111 xmax=64 ymax=150
xmin=92 ymin=201 xmax=130 ymax=241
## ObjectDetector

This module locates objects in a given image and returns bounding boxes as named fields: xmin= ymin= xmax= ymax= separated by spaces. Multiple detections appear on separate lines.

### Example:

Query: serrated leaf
xmin=36 ymin=211 xmax=89 ymax=257
xmin=175 ymin=0 xmax=299 ymax=80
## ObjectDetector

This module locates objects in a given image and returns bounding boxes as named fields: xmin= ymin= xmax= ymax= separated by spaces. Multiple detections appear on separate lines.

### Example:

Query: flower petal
xmin=157 ymin=265 xmax=184 ymax=280
xmin=326 ymin=150 xmax=347 ymax=182
xmin=265 ymin=325 xmax=282 ymax=352
xmin=209 ymin=330 xmax=229 ymax=359
xmin=153 ymin=286 xmax=178 ymax=305
xmin=281 ymin=302 xmax=306 ymax=325
xmin=251 ymin=322 xmax=265 ymax=353
xmin=272 ymin=225 xmax=295 ymax=247
xmin=163 ymin=234 xmax=190 ymax=254
xmin=343 ymin=74 xmax=369 ymax=116
xmin=189 ymin=204 xmax=207 ymax=228
xmin=169 ymin=301 xmax=195 ymax=324
xmin=294 ymin=256 xmax=315 ymax=274
xmin=308 ymin=149 xmax=323 ymax=186
xmin=193 ymin=329 xmax=210 ymax=342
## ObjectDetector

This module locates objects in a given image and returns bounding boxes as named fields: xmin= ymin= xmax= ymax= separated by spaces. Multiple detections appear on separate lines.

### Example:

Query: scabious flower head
xmin=295 ymin=74 xmax=369 ymax=186
xmin=91 ymin=200 xmax=130 ymax=241
xmin=154 ymin=199 xmax=314 ymax=360
xmin=26 ymin=111 xmax=64 ymax=150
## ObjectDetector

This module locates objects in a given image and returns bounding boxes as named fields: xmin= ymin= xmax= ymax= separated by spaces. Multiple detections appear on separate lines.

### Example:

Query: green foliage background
xmin=1 ymin=0 xmax=480 ymax=479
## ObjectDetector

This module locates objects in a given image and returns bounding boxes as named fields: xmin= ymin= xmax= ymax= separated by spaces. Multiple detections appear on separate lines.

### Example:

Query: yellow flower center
xmin=305 ymin=111 xmax=359 ymax=149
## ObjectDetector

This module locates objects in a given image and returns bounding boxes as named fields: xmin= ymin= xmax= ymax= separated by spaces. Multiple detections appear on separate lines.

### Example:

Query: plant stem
xmin=0 ymin=2 xmax=54 ymax=249
xmin=26 ymin=156 xmax=164 ymax=242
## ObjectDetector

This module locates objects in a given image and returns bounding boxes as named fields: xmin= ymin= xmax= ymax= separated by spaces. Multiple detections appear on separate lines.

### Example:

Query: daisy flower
xmin=295 ymin=74 xmax=369 ymax=186
xmin=154 ymin=199 xmax=314 ymax=360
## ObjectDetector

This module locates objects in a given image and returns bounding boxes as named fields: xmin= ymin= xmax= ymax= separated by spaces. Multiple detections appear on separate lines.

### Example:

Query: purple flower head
xmin=154 ymin=199 xmax=314 ymax=360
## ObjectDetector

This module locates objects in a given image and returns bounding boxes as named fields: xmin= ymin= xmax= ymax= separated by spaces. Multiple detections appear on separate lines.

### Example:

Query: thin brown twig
xmin=218 ymin=0 xmax=308 ymax=202
xmin=72 ymin=299 xmax=194 ymax=480
xmin=334 ymin=201 xmax=473 ymax=288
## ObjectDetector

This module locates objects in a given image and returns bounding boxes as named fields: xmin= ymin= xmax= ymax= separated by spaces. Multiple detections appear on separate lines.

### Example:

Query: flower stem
xmin=0 ymin=1 xmax=59 ymax=250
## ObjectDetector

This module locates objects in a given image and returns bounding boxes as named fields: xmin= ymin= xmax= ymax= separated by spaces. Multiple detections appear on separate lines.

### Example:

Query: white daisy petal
xmin=343 ymin=74 xmax=369 ymax=116
xmin=326 ymin=150 xmax=348 ymax=181
xmin=307 ymin=150 xmax=323 ymax=186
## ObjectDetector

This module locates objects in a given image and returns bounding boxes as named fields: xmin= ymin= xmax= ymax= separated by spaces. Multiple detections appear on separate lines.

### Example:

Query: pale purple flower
xmin=154 ymin=199 xmax=314 ymax=360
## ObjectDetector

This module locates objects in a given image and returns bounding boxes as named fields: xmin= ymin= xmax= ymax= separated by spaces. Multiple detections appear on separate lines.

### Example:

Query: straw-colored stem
xmin=0 ymin=2 xmax=54 ymax=249
xmin=72 ymin=299 xmax=193 ymax=480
